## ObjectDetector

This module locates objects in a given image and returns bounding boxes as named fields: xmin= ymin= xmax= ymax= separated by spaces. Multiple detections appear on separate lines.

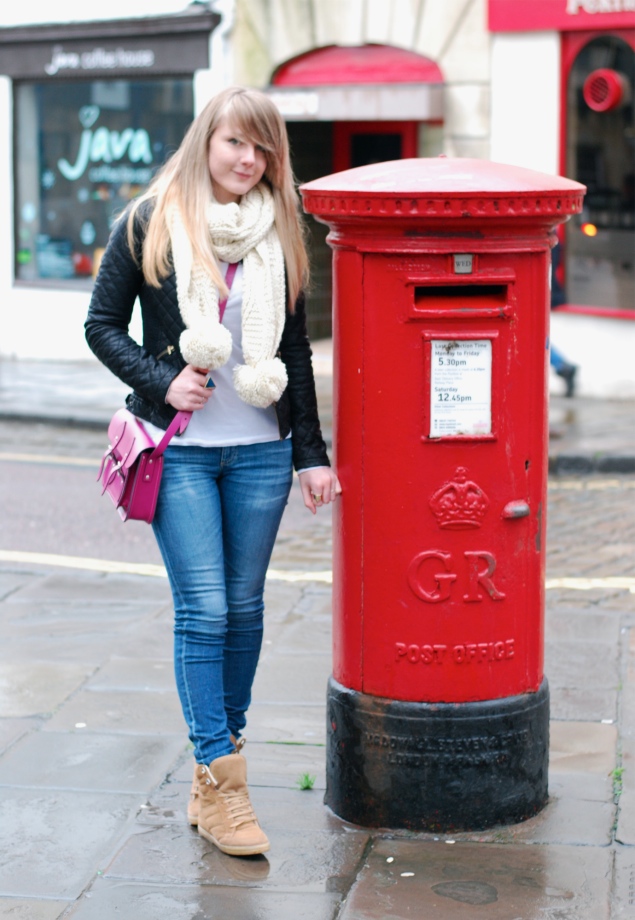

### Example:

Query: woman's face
xmin=208 ymin=117 xmax=267 ymax=204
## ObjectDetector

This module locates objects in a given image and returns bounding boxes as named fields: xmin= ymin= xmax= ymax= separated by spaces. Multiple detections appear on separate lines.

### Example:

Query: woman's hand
xmin=165 ymin=365 xmax=212 ymax=412
xmin=298 ymin=467 xmax=342 ymax=515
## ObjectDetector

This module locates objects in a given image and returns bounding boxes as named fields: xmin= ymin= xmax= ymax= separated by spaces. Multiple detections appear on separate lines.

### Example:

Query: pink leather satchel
xmin=98 ymin=262 xmax=238 ymax=523
xmin=97 ymin=409 xmax=191 ymax=523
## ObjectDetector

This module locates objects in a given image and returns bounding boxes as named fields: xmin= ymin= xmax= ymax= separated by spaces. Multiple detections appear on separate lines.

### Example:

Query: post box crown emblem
xmin=429 ymin=467 xmax=489 ymax=530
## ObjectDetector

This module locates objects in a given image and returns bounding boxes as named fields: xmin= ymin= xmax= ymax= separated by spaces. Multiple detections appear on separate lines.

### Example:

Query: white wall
xmin=490 ymin=31 xmax=560 ymax=175
xmin=0 ymin=3 xmax=188 ymax=26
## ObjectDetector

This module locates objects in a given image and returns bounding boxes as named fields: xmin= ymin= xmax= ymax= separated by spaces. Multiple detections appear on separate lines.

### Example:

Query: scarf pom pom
xmin=233 ymin=358 xmax=288 ymax=408
xmin=179 ymin=323 xmax=232 ymax=370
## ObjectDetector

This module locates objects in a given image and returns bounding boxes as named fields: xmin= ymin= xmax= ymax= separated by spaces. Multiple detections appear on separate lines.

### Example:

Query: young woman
xmin=85 ymin=86 xmax=340 ymax=857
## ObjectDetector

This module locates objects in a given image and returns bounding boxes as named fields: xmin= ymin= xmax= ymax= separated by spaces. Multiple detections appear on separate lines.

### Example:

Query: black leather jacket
xmin=85 ymin=205 xmax=330 ymax=471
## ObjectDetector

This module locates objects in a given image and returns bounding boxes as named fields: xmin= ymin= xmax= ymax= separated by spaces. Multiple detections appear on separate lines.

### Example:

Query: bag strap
xmin=151 ymin=262 xmax=240 ymax=458
xmin=219 ymin=261 xmax=239 ymax=322
xmin=151 ymin=410 xmax=191 ymax=458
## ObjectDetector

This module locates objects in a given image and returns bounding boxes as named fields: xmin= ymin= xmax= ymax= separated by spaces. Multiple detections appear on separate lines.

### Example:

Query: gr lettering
xmin=408 ymin=549 xmax=505 ymax=604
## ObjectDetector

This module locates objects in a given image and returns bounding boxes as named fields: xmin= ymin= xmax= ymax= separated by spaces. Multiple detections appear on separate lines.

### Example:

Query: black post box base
xmin=326 ymin=676 xmax=549 ymax=831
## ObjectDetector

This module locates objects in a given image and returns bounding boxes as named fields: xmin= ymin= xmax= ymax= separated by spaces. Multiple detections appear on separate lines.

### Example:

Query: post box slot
xmin=413 ymin=284 xmax=511 ymax=319
xmin=416 ymin=284 xmax=507 ymax=299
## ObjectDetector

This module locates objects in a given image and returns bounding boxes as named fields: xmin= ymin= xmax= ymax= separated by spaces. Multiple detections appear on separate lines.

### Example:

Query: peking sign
xmin=488 ymin=0 xmax=635 ymax=32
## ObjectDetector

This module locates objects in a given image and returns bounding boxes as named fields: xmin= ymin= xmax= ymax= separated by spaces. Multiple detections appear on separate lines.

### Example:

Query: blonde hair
xmin=127 ymin=86 xmax=308 ymax=307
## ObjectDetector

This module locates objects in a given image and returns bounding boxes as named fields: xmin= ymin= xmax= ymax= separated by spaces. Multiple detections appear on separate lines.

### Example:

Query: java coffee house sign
xmin=0 ymin=16 xmax=215 ymax=80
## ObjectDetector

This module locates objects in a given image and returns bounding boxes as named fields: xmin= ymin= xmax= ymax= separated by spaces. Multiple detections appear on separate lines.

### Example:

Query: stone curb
xmin=3 ymin=409 xmax=635 ymax=475
xmin=549 ymin=454 xmax=635 ymax=475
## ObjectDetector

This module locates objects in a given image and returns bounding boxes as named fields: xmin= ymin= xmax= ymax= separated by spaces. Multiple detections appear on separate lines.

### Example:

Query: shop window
xmin=565 ymin=36 xmax=634 ymax=311
xmin=14 ymin=79 xmax=193 ymax=284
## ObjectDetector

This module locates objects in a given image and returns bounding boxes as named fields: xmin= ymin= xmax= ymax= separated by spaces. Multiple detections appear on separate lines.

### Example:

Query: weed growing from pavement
xmin=612 ymin=767 xmax=624 ymax=799
xmin=296 ymin=773 xmax=316 ymax=790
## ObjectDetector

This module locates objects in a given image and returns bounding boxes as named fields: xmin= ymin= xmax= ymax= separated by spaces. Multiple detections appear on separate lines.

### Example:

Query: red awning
xmin=272 ymin=44 xmax=443 ymax=86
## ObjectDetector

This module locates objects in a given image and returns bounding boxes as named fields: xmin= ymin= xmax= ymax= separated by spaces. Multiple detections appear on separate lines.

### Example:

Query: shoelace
xmin=199 ymin=763 xmax=257 ymax=828
xmin=219 ymin=789 xmax=258 ymax=828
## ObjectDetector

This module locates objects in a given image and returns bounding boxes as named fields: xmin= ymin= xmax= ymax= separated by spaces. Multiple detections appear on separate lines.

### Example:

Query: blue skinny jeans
xmin=152 ymin=439 xmax=293 ymax=764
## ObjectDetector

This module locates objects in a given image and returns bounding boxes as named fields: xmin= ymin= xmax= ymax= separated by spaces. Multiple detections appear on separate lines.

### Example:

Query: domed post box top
xmin=300 ymin=157 xmax=585 ymax=231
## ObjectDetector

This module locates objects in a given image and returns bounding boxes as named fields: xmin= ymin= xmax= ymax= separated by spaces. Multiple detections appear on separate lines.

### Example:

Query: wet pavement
xmin=0 ymin=344 xmax=634 ymax=918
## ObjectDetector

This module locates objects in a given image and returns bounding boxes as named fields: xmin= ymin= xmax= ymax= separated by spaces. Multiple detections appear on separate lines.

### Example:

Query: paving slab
xmin=65 ymin=879 xmax=341 ymax=920
xmin=549 ymin=685 xmax=617 ymax=722
xmin=251 ymin=651 xmax=332 ymax=705
xmin=272 ymin=616 xmax=332 ymax=654
xmin=5 ymin=572 xmax=170 ymax=606
xmin=244 ymin=702 xmax=326 ymax=744
xmin=288 ymin=585 xmax=334 ymax=617
xmin=545 ymin=639 xmax=619 ymax=690
xmin=544 ymin=605 xmax=621 ymax=721
xmin=84 ymin=657 xmax=175 ymax=692
xmin=175 ymin=739 xmax=325 ymax=785
xmin=104 ymin=786 xmax=369 ymax=894
xmin=616 ymin=790 xmax=635 ymax=846
xmin=0 ymin=731 xmax=185 ymax=793
xmin=0 ymin=629 xmax=137 ymax=665
xmin=0 ymin=571 xmax=38 ymax=602
xmin=261 ymin=581 xmax=305 ymax=622
xmin=547 ymin=586 xmax=635 ymax=614
xmin=271 ymin=529 xmax=333 ymax=572
xmin=116 ymin=617 xmax=175 ymax=660
xmin=229 ymin=740 xmax=327 ymax=790
xmin=0 ymin=789 xmax=140 ymax=899
xmin=0 ymin=899 xmax=68 ymax=919
xmin=0 ymin=660 xmax=92 ymax=718
xmin=616 ymin=626 xmax=635 ymax=845
xmin=550 ymin=720 xmax=617 ymax=775
xmin=0 ymin=717 xmax=38 ymax=756
xmin=42 ymin=687 xmax=185 ymax=735
xmin=612 ymin=846 xmax=635 ymax=920
xmin=339 ymin=838 xmax=612 ymax=920
xmin=2 ymin=601 xmax=159 ymax=635
xmin=545 ymin=607 xmax=624 ymax=643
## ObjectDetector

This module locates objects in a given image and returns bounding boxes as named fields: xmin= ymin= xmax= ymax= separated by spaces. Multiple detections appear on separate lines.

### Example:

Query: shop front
xmin=489 ymin=0 xmax=635 ymax=396
xmin=0 ymin=9 xmax=218 ymax=359
xmin=267 ymin=44 xmax=444 ymax=339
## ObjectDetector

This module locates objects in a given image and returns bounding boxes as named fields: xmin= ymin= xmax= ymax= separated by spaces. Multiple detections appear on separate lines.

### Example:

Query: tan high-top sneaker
xmin=188 ymin=736 xmax=245 ymax=827
xmin=197 ymin=752 xmax=269 ymax=856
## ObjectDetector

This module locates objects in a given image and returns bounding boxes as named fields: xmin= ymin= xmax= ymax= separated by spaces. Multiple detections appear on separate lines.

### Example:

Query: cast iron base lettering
xmin=326 ymin=675 xmax=549 ymax=831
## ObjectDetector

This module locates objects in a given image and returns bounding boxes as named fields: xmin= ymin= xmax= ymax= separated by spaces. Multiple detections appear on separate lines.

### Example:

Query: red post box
xmin=301 ymin=159 xmax=585 ymax=830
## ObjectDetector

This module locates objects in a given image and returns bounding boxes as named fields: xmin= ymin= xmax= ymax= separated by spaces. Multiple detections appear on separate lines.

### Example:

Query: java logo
xmin=57 ymin=106 xmax=153 ymax=181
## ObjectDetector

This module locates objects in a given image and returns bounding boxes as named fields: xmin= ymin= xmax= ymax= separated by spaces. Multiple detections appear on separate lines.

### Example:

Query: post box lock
xmin=502 ymin=500 xmax=531 ymax=519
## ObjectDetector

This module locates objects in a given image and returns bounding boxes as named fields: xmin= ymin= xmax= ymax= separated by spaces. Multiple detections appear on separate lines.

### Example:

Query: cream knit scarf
xmin=169 ymin=183 xmax=287 ymax=408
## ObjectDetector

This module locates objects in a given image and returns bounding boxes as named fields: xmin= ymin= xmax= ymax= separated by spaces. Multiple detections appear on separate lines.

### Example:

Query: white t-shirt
xmin=143 ymin=262 xmax=282 ymax=448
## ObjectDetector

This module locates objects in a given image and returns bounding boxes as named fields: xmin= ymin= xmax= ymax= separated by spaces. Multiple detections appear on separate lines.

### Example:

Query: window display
xmin=15 ymin=79 xmax=193 ymax=283
xmin=565 ymin=36 xmax=634 ymax=311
